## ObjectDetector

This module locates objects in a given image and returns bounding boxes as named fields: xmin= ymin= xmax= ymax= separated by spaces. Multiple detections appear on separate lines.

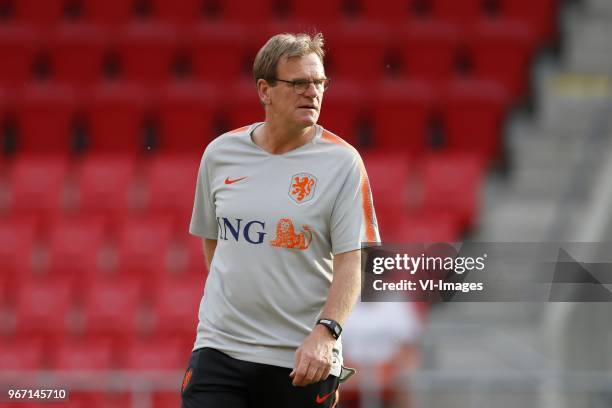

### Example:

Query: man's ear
xmin=257 ymin=79 xmax=271 ymax=105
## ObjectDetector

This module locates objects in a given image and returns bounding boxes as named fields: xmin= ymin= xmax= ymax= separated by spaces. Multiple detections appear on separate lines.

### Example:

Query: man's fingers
xmin=292 ymin=360 xmax=310 ymax=386
xmin=290 ymin=348 xmax=302 ymax=379
xmin=304 ymin=364 xmax=320 ymax=385
xmin=295 ymin=363 xmax=329 ymax=386
xmin=321 ymin=365 xmax=331 ymax=381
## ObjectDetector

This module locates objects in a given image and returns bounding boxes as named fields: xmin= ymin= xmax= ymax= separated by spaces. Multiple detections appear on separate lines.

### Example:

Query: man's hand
xmin=289 ymin=324 xmax=335 ymax=386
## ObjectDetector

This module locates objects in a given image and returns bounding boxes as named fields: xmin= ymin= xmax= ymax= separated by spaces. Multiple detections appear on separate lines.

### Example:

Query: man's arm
xmin=202 ymin=238 xmax=217 ymax=271
xmin=290 ymin=249 xmax=361 ymax=386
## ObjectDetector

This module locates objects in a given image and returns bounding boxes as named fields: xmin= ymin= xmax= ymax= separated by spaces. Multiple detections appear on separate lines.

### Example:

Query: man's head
xmin=253 ymin=33 xmax=329 ymax=131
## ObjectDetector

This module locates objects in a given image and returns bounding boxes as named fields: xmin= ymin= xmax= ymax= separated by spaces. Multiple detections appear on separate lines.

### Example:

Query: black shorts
xmin=181 ymin=347 xmax=339 ymax=408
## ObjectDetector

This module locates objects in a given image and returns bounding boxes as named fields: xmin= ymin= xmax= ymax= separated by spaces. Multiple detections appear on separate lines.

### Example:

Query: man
xmin=182 ymin=32 xmax=379 ymax=408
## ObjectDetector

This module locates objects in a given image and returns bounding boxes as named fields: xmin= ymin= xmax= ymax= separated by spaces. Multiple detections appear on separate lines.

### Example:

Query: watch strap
xmin=316 ymin=318 xmax=342 ymax=340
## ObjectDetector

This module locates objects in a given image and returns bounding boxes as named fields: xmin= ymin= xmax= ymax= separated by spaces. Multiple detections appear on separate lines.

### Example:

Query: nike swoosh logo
xmin=316 ymin=391 xmax=335 ymax=404
xmin=224 ymin=176 xmax=247 ymax=185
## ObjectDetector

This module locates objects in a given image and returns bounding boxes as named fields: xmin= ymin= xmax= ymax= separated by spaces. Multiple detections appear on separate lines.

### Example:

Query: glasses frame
xmin=271 ymin=78 xmax=331 ymax=94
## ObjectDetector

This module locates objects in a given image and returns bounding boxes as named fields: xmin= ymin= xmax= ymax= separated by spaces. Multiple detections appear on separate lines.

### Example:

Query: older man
xmin=182 ymin=32 xmax=379 ymax=408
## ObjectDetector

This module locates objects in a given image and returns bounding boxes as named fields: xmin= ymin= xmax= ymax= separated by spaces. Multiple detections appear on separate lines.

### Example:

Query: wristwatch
xmin=316 ymin=318 xmax=342 ymax=340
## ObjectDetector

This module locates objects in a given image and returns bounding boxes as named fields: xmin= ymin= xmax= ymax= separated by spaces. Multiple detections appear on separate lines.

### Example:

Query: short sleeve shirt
xmin=189 ymin=123 xmax=380 ymax=376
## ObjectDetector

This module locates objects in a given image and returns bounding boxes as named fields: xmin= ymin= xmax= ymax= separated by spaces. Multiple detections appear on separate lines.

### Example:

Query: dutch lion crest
xmin=289 ymin=173 xmax=317 ymax=204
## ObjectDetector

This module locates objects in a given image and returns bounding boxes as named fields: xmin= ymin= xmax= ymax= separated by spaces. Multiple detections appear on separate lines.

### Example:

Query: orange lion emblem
xmin=269 ymin=218 xmax=313 ymax=250
xmin=289 ymin=173 xmax=316 ymax=204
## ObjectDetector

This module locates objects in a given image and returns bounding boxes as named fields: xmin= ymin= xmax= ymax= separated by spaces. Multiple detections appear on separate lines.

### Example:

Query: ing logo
xmin=289 ymin=173 xmax=317 ymax=204
xmin=270 ymin=218 xmax=312 ymax=250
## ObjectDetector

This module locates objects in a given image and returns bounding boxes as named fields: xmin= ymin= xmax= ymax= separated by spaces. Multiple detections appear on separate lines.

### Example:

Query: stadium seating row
xmin=1 ymin=154 xmax=198 ymax=220
xmin=0 ymin=151 xmax=483 ymax=233
xmin=0 ymin=216 xmax=204 ymax=281
xmin=0 ymin=79 xmax=509 ymax=157
xmin=0 ymin=275 xmax=204 ymax=342
xmin=0 ymin=0 xmax=557 ymax=45
xmin=0 ymin=20 xmax=535 ymax=95
xmin=0 ymin=335 xmax=193 ymax=369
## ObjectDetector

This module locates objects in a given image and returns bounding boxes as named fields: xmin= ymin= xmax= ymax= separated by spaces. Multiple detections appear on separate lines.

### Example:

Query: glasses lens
xmin=292 ymin=79 xmax=330 ymax=94
xmin=294 ymin=81 xmax=309 ymax=94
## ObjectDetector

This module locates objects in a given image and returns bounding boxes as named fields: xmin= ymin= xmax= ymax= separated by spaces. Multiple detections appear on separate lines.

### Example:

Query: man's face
xmin=267 ymin=53 xmax=326 ymax=130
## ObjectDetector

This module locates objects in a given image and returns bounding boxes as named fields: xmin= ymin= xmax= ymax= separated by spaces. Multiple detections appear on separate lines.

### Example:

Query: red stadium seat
xmin=13 ymin=0 xmax=65 ymax=28
xmin=85 ymin=82 xmax=148 ymax=151
xmin=46 ymin=217 xmax=106 ymax=283
xmin=12 ymin=278 xmax=74 ymax=339
xmin=220 ymin=80 xmax=264 ymax=130
xmin=370 ymin=79 xmax=434 ymax=152
xmin=325 ymin=22 xmax=389 ymax=80
xmin=53 ymin=338 xmax=115 ymax=370
xmin=81 ymin=278 xmax=142 ymax=338
xmin=219 ymin=0 xmax=275 ymax=22
xmin=81 ymin=0 xmax=135 ymax=26
xmin=120 ymin=337 xmax=187 ymax=369
xmin=117 ymin=22 xmax=179 ymax=85
xmin=430 ymin=0 xmax=484 ymax=30
xmin=189 ymin=23 xmax=247 ymax=82
xmin=318 ymin=80 xmax=362 ymax=146
xmin=8 ymin=155 xmax=67 ymax=217
xmin=153 ymin=392 xmax=182 ymax=408
xmin=499 ymin=0 xmax=558 ymax=45
xmin=291 ymin=0 xmax=343 ymax=23
xmin=151 ymin=279 xmax=203 ymax=336
xmin=145 ymin=154 xmax=200 ymax=228
xmin=0 ymin=274 xmax=6 ymax=305
xmin=0 ymin=217 xmax=37 ymax=283
xmin=439 ymin=79 xmax=509 ymax=160
xmin=360 ymin=0 xmax=423 ymax=21
xmin=156 ymin=82 xmax=215 ymax=151
xmin=50 ymin=23 xmax=108 ymax=86
xmin=63 ymin=391 xmax=110 ymax=408
xmin=394 ymin=21 xmax=460 ymax=83
xmin=420 ymin=152 xmax=485 ymax=231
xmin=0 ymin=340 xmax=44 ymax=369
xmin=183 ymin=236 xmax=209 ymax=281
xmin=362 ymin=151 xmax=412 ymax=219
xmin=468 ymin=20 xmax=535 ymax=99
xmin=0 ymin=24 xmax=37 ymax=85
xmin=385 ymin=212 xmax=460 ymax=242
xmin=0 ymin=86 xmax=7 ymax=124
xmin=75 ymin=155 xmax=136 ymax=218
xmin=15 ymin=83 xmax=77 ymax=152
xmin=151 ymin=0 xmax=204 ymax=24
xmin=115 ymin=216 xmax=174 ymax=283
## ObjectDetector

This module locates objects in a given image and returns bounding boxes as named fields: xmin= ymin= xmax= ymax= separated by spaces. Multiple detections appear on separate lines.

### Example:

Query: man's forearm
xmin=319 ymin=249 xmax=361 ymax=326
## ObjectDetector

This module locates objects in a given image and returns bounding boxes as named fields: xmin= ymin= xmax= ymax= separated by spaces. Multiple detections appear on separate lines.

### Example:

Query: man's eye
xmin=295 ymin=81 xmax=309 ymax=87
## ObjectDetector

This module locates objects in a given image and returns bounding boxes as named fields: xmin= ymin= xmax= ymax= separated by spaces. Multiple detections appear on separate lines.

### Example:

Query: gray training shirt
xmin=189 ymin=122 xmax=380 ymax=376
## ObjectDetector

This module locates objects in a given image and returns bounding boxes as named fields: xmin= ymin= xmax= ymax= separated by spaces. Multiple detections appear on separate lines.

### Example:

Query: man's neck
xmin=253 ymin=122 xmax=315 ymax=155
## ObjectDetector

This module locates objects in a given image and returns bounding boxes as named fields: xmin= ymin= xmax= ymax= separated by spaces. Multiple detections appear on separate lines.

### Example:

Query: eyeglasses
xmin=272 ymin=78 xmax=331 ymax=94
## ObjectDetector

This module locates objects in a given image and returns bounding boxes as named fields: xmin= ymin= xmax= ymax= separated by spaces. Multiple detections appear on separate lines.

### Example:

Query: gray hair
xmin=252 ymin=32 xmax=325 ymax=83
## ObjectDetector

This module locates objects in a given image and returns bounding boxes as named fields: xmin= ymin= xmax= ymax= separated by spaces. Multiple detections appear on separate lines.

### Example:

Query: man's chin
xmin=296 ymin=115 xmax=318 ymax=127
